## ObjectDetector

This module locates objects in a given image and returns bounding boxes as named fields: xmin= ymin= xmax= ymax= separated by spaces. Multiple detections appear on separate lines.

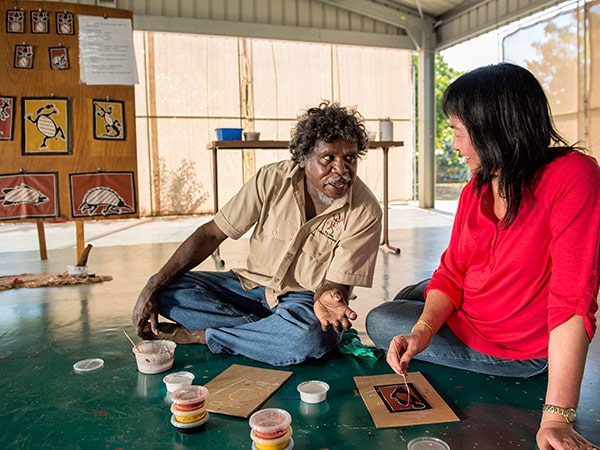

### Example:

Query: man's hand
xmin=132 ymin=284 xmax=160 ymax=339
xmin=313 ymin=286 xmax=356 ymax=332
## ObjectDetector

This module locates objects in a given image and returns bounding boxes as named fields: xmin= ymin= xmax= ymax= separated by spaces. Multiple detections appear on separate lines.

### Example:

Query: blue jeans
xmin=155 ymin=270 xmax=341 ymax=366
xmin=365 ymin=280 xmax=548 ymax=378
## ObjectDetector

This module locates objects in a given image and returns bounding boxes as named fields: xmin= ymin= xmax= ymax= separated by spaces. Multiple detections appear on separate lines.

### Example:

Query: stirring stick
xmin=123 ymin=330 xmax=136 ymax=348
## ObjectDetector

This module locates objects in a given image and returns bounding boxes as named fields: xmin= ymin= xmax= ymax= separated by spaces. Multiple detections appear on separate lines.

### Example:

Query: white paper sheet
xmin=78 ymin=15 xmax=138 ymax=85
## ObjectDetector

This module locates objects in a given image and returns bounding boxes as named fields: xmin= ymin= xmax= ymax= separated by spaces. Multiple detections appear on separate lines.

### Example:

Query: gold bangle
xmin=411 ymin=319 xmax=434 ymax=343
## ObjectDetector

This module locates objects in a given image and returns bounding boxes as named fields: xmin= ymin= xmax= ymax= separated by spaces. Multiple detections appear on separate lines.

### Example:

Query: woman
xmin=366 ymin=63 xmax=599 ymax=449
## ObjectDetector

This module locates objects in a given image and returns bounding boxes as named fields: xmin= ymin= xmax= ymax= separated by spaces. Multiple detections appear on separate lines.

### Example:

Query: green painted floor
xmin=1 ymin=207 xmax=598 ymax=449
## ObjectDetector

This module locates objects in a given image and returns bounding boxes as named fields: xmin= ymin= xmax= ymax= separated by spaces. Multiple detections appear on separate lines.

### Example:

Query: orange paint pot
xmin=171 ymin=385 xmax=209 ymax=411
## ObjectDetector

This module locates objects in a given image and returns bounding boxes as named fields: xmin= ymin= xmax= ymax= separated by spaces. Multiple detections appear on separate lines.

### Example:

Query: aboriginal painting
xmin=0 ymin=96 xmax=15 ymax=140
xmin=22 ymin=97 xmax=71 ymax=155
xmin=0 ymin=173 xmax=58 ymax=220
xmin=70 ymin=172 xmax=136 ymax=218
xmin=93 ymin=99 xmax=125 ymax=140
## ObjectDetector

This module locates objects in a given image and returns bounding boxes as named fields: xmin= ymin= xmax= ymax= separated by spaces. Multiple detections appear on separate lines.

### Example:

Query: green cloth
xmin=339 ymin=329 xmax=384 ymax=359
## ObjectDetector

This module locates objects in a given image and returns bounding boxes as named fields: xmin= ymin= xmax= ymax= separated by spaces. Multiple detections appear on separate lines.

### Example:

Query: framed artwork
xmin=56 ymin=11 xmax=75 ymax=35
xmin=22 ymin=97 xmax=71 ymax=155
xmin=93 ymin=99 xmax=126 ymax=140
xmin=6 ymin=9 xmax=25 ymax=33
xmin=0 ymin=173 xmax=58 ymax=221
xmin=14 ymin=44 xmax=34 ymax=69
xmin=0 ymin=96 xmax=16 ymax=140
xmin=49 ymin=47 xmax=69 ymax=70
xmin=70 ymin=172 xmax=136 ymax=218
xmin=31 ymin=10 xmax=50 ymax=34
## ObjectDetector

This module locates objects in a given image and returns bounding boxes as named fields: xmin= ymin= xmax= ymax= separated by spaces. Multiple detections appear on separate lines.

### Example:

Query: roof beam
xmin=315 ymin=0 xmax=436 ymax=49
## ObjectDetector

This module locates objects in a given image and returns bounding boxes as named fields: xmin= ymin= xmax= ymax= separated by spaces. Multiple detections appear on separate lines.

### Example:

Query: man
xmin=132 ymin=101 xmax=382 ymax=366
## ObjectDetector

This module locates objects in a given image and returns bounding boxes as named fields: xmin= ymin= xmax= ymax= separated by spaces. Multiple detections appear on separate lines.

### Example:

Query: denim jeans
xmin=365 ymin=280 xmax=548 ymax=378
xmin=156 ymin=270 xmax=341 ymax=366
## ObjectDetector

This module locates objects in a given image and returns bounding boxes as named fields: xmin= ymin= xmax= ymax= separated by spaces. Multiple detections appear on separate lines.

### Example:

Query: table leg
xmin=381 ymin=146 xmax=400 ymax=255
xmin=211 ymin=146 xmax=225 ymax=266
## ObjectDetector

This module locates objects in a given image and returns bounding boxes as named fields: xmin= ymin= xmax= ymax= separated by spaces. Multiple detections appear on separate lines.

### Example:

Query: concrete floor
xmin=0 ymin=202 xmax=598 ymax=449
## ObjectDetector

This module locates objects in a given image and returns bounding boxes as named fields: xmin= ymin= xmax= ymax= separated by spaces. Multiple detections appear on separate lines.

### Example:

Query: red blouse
xmin=426 ymin=150 xmax=600 ymax=359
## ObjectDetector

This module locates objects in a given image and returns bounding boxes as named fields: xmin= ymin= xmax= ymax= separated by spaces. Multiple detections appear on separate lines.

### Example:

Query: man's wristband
xmin=411 ymin=319 xmax=434 ymax=343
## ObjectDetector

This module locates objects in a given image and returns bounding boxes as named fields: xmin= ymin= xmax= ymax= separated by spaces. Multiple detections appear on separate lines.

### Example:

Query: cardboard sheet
xmin=205 ymin=364 xmax=293 ymax=418
xmin=354 ymin=372 xmax=460 ymax=428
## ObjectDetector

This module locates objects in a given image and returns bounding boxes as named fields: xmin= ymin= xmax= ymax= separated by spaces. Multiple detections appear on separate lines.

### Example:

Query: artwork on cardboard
xmin=354 ymin=372 xmax=460 ymax=428
xmin=93 ymin=99 xmax=125 ymax=140
xmin=56 ymin=11 xmax=75 ymax=35
xmin=0 ymin=173 xmax=58 ymax=220
xmin=204 ymin=364 xmax=293 ymax=418
xmin=6 ymin=9 xmax=25 ymax=33
xmin=14 ymin=44 xmax=34 ymax=69
xmin=0 ymin=96 xmax=15 ymax=141
xmin=31 ymin=9 xmax=49 ymax=34
xmin=49 ymin=47 xmax=69 ymax=70
xmin=22 ymin=98 xmax=71 ymax=155
xmin=70 ymin=172 xmax=136 ymax=218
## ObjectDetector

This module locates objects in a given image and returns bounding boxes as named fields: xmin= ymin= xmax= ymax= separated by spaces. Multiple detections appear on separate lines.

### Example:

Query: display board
xmin=0 ymin=1 xmax=138 ymax=228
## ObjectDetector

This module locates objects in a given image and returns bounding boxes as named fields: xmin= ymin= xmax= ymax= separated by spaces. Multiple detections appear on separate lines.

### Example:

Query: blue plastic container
xmin=215 ymin=128 xmax=243 ymax=140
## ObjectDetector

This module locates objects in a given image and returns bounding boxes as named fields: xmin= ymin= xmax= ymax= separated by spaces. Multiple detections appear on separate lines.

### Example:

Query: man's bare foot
xmin=142 ymin=322 xmax=206 ymax=344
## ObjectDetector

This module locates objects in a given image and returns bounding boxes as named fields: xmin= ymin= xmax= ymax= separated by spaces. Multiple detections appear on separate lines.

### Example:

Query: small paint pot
xmin=171 ymin=385 xmax=209 ymax=410
xmin=67 ymin=265 xmax=88 ymax=277
xmin=250 ymin=427 xmax=293 ymax=449
xmin=170 ymin=402 xmax=207 ymax=423
xmin=407 ymin=437 xmax=451 ymax=450
xmin=297 ymin=380 xmax=329 ymax=404
xmin=170 ymin=412 xmax=209 ymax=434
xmin=163 ymin=371 xmax=195 ymax=392
xmin=132 ymin=340 xmax=176 ymax=374
xmin=251 ymin=438 xmax=294 ymax=450
xmin=249 ymin=408 xmax=292 ymax=441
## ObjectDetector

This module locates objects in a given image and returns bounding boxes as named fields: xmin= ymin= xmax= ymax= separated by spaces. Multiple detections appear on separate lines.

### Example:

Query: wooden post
xmin=36 ymin=220 xmax=48 ymax=260
xmin=76 ymin=220 xmax=85 ymax=262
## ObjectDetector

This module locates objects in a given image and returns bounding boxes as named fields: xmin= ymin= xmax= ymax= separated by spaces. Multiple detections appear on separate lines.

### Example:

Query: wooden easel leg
xmin=76 ymin=220 xmax=85 ymax=261
xmin=36 ymin=220 xmax=48 ymax=260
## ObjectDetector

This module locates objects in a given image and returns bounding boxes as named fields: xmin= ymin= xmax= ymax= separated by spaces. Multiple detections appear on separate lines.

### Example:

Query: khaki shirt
xmin=214 ymin=160 xmax=382 ymax=307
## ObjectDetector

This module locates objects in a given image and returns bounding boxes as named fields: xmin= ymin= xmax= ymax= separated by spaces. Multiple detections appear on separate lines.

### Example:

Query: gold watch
xmin=542 ymin=404 xmax=577 ymax=424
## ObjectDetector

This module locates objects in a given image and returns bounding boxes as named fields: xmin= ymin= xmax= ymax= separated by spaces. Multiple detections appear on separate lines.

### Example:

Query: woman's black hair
xmin=442 ymin=62 xmax=570 ymax=226
xmin=289 ymin=101 xmax=369 ymax=164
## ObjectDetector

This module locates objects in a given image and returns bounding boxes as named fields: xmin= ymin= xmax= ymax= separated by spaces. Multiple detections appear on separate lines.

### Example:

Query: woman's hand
xmin=314 ymin=287 xmax=356 ymax=332
xmin=387 ymin=328 xmax=431 ymax=375
xmin=536 ymin=420 xmax=599 ymax=449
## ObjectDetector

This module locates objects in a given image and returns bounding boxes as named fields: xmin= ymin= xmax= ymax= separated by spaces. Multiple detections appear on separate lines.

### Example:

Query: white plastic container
xmin=67 ymin=265 xmax=88 ymax=277
xmin=163 ymin=371 xmax=195 ymax=392
xmin=297 ymin=380 xmax=329 ymax=404
xmin=132 ymin=340 xmax=176 ymax=374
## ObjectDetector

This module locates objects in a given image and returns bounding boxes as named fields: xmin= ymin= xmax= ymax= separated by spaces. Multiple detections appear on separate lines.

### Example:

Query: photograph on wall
xmin=31 ymin=9 xmax=49 ymax=34
xmin=0 ymin=173 xmax=58 ymax=221
xmin=56 ymin=11 xmax=75 ymax=35
xmin=49 ymin=47 xmax=69 ymax=70
xmin=70 ymin=172 xmax=136 ymax=218
xmin=22 ymin=97 xmax=71 ymax=155
xmin=0 ymin=96 xmax=15 ymax=140
xmin=6 ymin=9 xmax=25 ymax=33
xmin=14 ymin=44 xmax=34 ymax=69
xmin=93 ymin=99 xmax=125 ymax=140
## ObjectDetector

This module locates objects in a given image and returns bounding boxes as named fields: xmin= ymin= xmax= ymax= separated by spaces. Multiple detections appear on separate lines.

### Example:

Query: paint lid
xmin=73 ymin=358 xmax=104 ymax=374
xmin=171 ymin=385 xmax=209 ymax=406
xmin=407 ymin=437 xmax=451 ymax=450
